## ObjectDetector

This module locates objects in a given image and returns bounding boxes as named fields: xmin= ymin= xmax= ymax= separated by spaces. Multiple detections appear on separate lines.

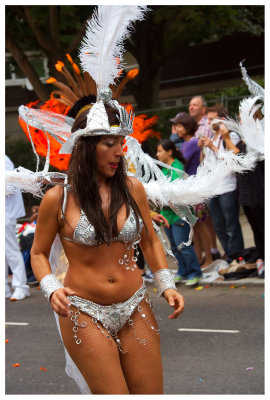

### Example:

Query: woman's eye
xmin=105 ymin=142 xmax=114 ymax=147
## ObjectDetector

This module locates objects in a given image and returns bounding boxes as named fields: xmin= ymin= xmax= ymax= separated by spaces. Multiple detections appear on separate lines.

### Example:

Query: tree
xmin=126 ymin=5 xmax=264 ymax=109
xmin=5 ymin=5 xmax=92 ymax=101
xmin=6 ymin=5 xmax=264 ymax=109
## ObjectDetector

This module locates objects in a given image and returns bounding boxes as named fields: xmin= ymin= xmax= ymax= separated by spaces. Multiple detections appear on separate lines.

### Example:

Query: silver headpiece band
xmin=59 ymin=87 xmax=134 ymax=154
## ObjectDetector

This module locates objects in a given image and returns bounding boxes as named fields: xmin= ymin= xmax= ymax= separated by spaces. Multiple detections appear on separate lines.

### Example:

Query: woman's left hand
xmin=163 ymin=288 xmax=184 ymax=319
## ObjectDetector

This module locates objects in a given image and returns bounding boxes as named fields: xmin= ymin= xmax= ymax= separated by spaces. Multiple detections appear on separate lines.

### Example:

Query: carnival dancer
xmin=27 ymin=6 xmax=184 ymax=395
xmin=6 ymin=5 xmax=263 ymax=394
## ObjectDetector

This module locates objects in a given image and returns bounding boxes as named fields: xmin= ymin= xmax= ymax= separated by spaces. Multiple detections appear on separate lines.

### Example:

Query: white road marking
xmin=177 ymin=328 xmax=239 ymax=333
xmin=5 ymin=322 xmax=29 ymax=326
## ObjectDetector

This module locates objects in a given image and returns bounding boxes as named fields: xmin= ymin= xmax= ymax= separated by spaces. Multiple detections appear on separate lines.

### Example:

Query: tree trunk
xmin=126 ymin=11 xmax=165 ymax=110
xmin=6 ymin=31 xmax=50 ymax=101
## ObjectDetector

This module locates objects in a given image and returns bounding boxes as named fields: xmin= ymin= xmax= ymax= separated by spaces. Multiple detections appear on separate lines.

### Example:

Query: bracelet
xmin=40 ymin=274 xmax=64 ymax=301
xmin=153 ymin=269 xmax=177 ymax=297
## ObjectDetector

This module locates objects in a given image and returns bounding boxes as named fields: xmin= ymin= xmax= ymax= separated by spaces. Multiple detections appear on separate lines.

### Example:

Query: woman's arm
xmin=219 ymin=124 xmax=240 ymax=154
xmin=199 ymin=137 xmax=219 ymax=153
xmin=31 ymin=186 xmax=76 ymax=316
xmin=198 ymin=138 xmax=205 ymax=162
xmin=129 ymin=177 xmax=184 ymax=319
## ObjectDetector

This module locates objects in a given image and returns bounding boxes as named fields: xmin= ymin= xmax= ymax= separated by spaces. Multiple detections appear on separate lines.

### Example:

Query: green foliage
xmin=6 ymin=6 xmax=38 ymax=50
xmin=6 ymin=5 xmax=92 ymax=54
xmin=5 ymin=137 xmax=61 ymax=173
xmin=154 ymin=5 xmax=264 ymax=50
xmin=6 ymin=139 xmax=38 ymax=171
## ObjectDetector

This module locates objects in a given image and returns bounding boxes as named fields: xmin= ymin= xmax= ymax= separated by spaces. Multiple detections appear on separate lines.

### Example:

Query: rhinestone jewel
xmin=98 ymin=87 xmax=113 ymax=102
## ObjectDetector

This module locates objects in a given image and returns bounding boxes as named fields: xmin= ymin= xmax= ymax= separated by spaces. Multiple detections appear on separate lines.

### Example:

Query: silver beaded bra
xmin=60 ymin=185 xmax=143 ymax=247
xmin=62 ymin=207 xmax=143 ymax=247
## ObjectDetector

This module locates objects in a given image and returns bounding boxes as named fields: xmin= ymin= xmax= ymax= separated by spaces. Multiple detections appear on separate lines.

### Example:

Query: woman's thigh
xmin=118 ymin=298 xmax=163 ymax=394
xmin=59 ymin=308 xmax=129 ymax=394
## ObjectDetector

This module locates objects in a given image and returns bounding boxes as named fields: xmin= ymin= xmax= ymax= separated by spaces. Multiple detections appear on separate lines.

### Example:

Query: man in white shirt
xmin=5 ymin=155 xmax=30 ymax=301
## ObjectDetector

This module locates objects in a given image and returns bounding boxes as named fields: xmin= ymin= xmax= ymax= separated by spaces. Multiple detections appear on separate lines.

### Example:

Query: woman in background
xmin=157 ymin=139 xmax=202 ymax=286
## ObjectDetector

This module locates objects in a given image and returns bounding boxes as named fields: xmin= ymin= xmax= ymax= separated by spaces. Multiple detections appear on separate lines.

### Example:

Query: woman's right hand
xmin=198 ymin=138 xmax=204 ymax=148
xmin=50 ymin=287 xmax=77 ymax=317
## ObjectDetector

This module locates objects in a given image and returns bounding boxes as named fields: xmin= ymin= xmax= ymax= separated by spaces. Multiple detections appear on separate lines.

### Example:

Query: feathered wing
xmin=5 ymin=167 xmax=68 ymax=198
xmin=238 ymin=97 xmax=264 ymax=155
xmin=79 ymin=6 xmax=147 ymax=89
xmin=214 ymin=97 xmax=264 ymax=157
xmin=125 ymin=137 xmax=257 ymax=209
xmin=124 ymin=135 xmax=257 ymax=249
xmin=18 ymin=105 xmax=74 ymax=145
xmin=219 ymin=64 xmax=265 ymax=157
xmin=240 ymin=61 xmax=264 ymax=100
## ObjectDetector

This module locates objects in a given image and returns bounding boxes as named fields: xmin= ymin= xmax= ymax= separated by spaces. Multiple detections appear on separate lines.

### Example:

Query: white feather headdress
xmin=79 ymin=6 xmax=147 ymax=91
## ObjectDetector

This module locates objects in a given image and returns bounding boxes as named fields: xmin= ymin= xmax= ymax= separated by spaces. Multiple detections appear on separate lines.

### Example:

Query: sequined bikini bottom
xmin=67 ymin=283 xmax=159 ymax=353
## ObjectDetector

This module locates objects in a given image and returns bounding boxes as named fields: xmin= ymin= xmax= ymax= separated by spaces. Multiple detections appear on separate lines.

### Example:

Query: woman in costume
xmin=6 ymin=3 xmax=263 ymax=393
xmin=31 ymin=102 xmax=184 ymax=395
xmin=28 ymin=6 xmax=184 ymax=395
xmin=171 ymin=112 xmax=214 ymax=269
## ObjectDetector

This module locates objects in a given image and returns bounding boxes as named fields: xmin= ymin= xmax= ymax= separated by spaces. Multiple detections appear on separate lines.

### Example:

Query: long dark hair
xmin=159 ymin=138 xmax=186 ymax=166
xmin=68 ymin=105 xmax=143 ymax=245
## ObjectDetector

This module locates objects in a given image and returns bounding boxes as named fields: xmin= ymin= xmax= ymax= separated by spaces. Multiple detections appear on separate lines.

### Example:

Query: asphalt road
xmin=5 ymin=283 xmax=264 ymax=395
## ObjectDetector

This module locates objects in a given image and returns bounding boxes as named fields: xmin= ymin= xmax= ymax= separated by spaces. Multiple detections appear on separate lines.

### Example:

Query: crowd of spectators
xmin=163 ymin=96 xmax=264 ymax=284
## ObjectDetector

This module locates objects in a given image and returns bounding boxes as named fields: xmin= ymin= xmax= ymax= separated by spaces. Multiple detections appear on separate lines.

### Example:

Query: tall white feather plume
xmin=79 ymin=6 xmax=147 ymax=89
xmin=240 ymin=61 xmax=264 ymax=100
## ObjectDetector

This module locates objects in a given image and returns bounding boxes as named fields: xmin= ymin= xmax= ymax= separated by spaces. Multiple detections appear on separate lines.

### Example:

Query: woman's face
xmin=156 ymin=144 xmax=172 ymax=164
xmin=95 ymin=135 xmax=124 ymax=180
xmin=175 ymin=123 xmax=187 ymax=138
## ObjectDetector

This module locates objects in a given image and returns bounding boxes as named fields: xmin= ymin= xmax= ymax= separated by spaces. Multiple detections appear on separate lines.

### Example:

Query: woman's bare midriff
xmin=61 ymin=238 xmax=143 ymax=305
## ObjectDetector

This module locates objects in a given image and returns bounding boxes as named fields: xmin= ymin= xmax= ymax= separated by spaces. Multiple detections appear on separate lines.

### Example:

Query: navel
xmin=108 ymin=277 xmax=114 ymax=284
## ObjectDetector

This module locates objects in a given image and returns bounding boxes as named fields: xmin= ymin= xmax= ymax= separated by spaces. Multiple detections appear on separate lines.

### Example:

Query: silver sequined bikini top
xmin=60 ymin=186 xmax=143 ymax=246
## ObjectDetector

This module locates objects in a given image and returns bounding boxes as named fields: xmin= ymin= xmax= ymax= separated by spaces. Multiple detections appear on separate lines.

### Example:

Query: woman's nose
xmin=115 ymin=142 xmax=124 ymax=156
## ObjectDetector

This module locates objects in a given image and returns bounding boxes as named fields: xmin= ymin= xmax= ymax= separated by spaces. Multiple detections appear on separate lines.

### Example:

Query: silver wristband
xmin=40 ymin=274 xmax=64 ymax=301
xmin=153 ymin=269 xmax=177 ymax=297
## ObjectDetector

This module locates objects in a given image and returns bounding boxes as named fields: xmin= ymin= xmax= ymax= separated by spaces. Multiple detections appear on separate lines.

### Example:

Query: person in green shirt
xmin=156 ymin=139 xmax=202 ymax=286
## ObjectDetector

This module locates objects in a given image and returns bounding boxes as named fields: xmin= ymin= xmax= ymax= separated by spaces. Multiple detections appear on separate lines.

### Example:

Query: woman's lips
xmin=109 ymin=163 xmax=118 ymax=169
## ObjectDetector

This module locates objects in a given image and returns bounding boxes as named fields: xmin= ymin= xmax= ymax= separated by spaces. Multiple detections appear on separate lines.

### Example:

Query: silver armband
xmin=40 ymin=274 xmax=64 ymax=301
xmin=153 ymin=269 xmax=177 ymax=297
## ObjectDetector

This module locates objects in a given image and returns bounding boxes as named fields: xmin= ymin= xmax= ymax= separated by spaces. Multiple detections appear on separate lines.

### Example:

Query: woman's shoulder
xmin=36 ymin=185 xmax=64 ymax=222
xmin=126 ymin=176 xmax=146 ymax=202
xmin=127 ymin=176 xmax=144 ymax=192
xmin=41 ymin=185 xmax=63 ymax=208
xmin=188 ymin=137 xmax=200 ymax=151
xmin=172 ymin=158 xmax=184 ymax=170
xmin=190 ymin=136 xmax=198 ymax=144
